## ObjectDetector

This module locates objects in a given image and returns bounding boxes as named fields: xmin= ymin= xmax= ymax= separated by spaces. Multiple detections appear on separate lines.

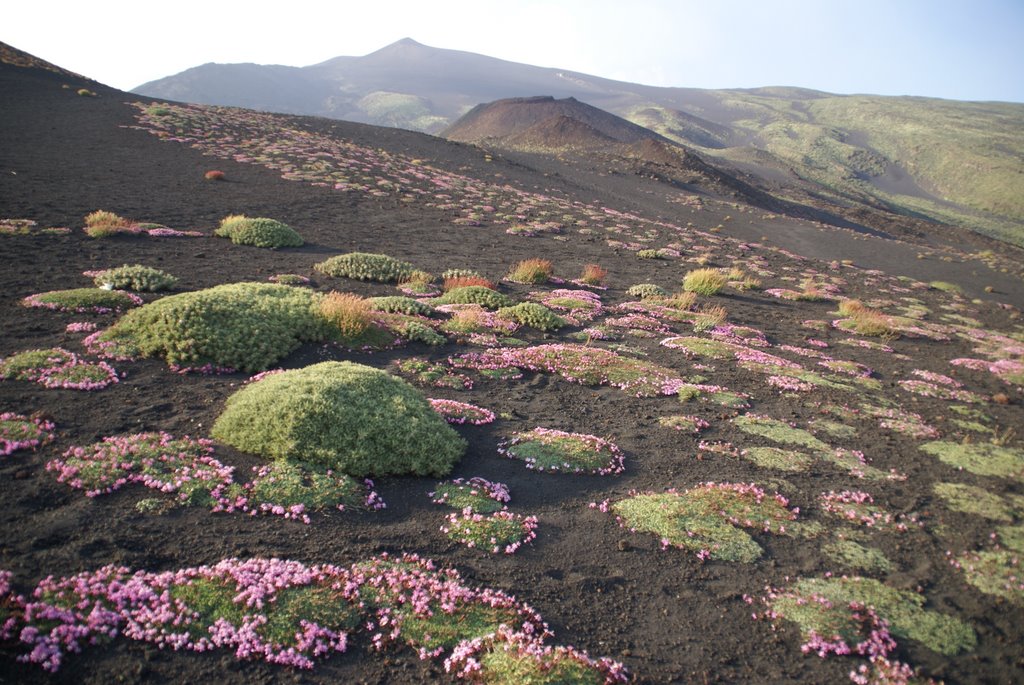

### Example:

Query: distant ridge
xmin=442 ymin=96 xmax=670 ymax=149
xmin=133 ymin=38 xmax=1024 ymax=245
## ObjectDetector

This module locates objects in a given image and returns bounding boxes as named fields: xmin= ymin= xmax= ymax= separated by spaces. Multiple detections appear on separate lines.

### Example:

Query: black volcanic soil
xmin=2 ymin=58 xmax=1024 ymax=685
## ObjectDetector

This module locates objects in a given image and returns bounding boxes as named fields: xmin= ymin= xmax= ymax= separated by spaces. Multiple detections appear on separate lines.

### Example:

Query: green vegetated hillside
xmin=622 ymin=91 xmax=1024 ymax=246
xmin=130 ymin=37 xmax=1024 ymax=245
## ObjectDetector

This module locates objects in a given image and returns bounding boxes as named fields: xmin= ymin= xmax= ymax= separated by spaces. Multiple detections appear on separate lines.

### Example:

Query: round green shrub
xmin=96 ymin=282 xmax=331 ymax=371
xmin=93 ymin=264 xmax=178 ymax=292
xmin=315 ymin=252 xmax=415 ymax=283
xmin=211 ymin=361 xmax=466 ymax=477
xmin=435 ymin=286 xmax=513 ymax=310
xmin=497 ymin=303 xmax=565 ymax=331
xmin=399 ymin=320 xmax=447 ymax=346
xmin=626 ymin=283 xmax=668 ymax=300
xmin=368 ymin=296 xmax=437 ymax=317
xmin=217 ymin=217 xmax=303 ymax=248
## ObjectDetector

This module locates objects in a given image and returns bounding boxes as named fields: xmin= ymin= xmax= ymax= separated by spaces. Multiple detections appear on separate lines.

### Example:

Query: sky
xmin=5 ymin=0 xmax=1024 ymax=102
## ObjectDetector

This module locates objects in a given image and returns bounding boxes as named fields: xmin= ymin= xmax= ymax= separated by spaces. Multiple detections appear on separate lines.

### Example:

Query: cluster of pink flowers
xmin=444 ymin=624 xmax=628 ymax=683
xmin=442 ymin=509 xmax=539 ymax=554
xmin=48 ymin=432 xmax=229 ymax=498
xmin=428 ymin=398 xmax=496 ymax=425
xmin=430 ymin=477 xmax=510 ymax=507
xmin=860 ymin=405 xmax=939 ymax=440
xmin=818 ymin=490 xmax=905 ymax=529
xmin=779 ymin=343 xmax=831 ymax=359
xmin=897 ymin=379 xmax=983 ymax=403
xmin=453 ymin=343 xmax=686 ymax=397
xmin=735 ymin=346 xmax=804 ymax=370
xmin=0 ymin=412 xmax=56 ymax=456
xmin=951 ymin=357 xmax=1024 ymax=386
xmin=499 ymin=427 xmax=625 ymax=475
xmin=767 ymin=375 xmax=816 ymax=392
xmin=48 ymin=432 xmax=385 ymax=522
xmin=658 ymin=415 xmax=711 ymax=434
xmin=65 ymin=321 xmax=98 ymax=333
xmin=22 ymin=290 xmax=143 ymax=313
xmin=710 ymin=324 xmax=769 ymax=347
xmin=698 ymin=440 xmax=739 ymax=457
xmin=819 ymin=359 xmax=874 ymax=378
xmin=7 ymin=551 xmax=602 ymax=674
xmin=531 ymin=289 xmax=603 ymax=324
xmin=1 ymin=347 xmax=119 ymax=391
xmin=910 ymin=368 xmax=962 ymax=387
xmin=169 ymin=362 xmax=237 ymax=375
xmin=144 ymin=227 xmax=204 ymax=237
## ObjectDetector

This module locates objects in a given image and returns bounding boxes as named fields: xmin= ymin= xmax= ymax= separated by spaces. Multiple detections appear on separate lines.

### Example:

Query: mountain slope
xmin=132 ymin=38 xmax=1024 ymax=246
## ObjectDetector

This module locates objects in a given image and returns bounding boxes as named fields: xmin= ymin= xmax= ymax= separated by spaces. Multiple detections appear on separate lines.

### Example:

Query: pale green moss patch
xmin=610 ymin=483 xmax=796 ymax=562
xmin=933 ymin=482 xmax=1019 ymax=521
xmin=822 ymin=538 xmax=893 ymax=574
xmin=769 ymin=576 xmax=976 ymax=656
xmin=920 ymin=441 xmax=1024 ymax=478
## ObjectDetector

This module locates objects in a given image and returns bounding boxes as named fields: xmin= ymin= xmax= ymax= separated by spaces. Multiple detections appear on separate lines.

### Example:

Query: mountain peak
xmin=366 ymin=37 xmax=431 ymax=57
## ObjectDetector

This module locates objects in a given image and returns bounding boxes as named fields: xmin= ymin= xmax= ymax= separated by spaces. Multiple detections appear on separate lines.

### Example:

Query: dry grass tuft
xmin=317 ymin=292 xmax=373 ymax=340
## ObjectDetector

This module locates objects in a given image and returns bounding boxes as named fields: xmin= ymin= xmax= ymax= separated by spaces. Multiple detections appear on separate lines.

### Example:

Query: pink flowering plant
xmin=394 ymin=357 xmax=473 ymax=389
xmin=47 ymin=432 xmax=233 ymax=504
xmin=657 ymin=414 xmax=710 ymax=434
xmin=429 ymin=398 xmax=496 ymax=425
xmin=21 ymin=288 xmax=143 ymax=313
xmin=762 ymin=575 xmax=975 ymax=684
xmin=0 ymin=412 xmax=56 ymax=455
xmin=0 ymin=347 xmax=119 ymax=390
xmin=238 ymin=461 xmax=386 ymax=524
xmin=7 ymin=550 xmax=609 ymax=672
xmin=444 ymin=623 xmax=628 ymax=683
xmin=818 ymin=491 xmax=915 ymax=531
xmin=442 ymin=509 xmax=538 ymax=554
xmin=430 ymin=477 xmax=510 ymax=513
xmin=499 ymin=427 xmax=625 ymax=475
xmin=452 ymin=343 xmax=685 ymax=397
xmin=607 ymin=483 xmax=797 ymax=562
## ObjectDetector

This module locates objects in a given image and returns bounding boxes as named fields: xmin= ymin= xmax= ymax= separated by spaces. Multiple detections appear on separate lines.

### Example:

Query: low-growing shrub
xmin=497 ymin=302 xmax=566 ymax=332
xmin=682 ymin=268 xmax=729 ymax=295
xmin=398 ymin=270 xmax=439 ymax=296
xmin=506 ymin=258 xmax=553 ymax=284
xmin=368 ymin=296 xmax=437 ymax=317
xmin=443 ymin=275 xmax=496 ymax=291
xmin=316 ymin=292 xmax=373 ymax=340
xmin=22 ymin=288 xmax=143 ymax=313
xmin=214 ymin=215 xmax=302 ymax=248
xmin=315 ymin=252 xmax=415 ymax=283
xmin=93 ymin=282 xmax=330 ymax=372
xmin=435 ymin=285 xmax=513 ymax=310
xmin=92 ymin=264 xmax=178 ymax=292
xmin=83 ymin=210 xmax=132 ymax=238
xmin=626 ymin=283 xmax=668 ymax=300
xmin=212 ymin=361 xmax=466 ymax=477
xmin=579 ymin=264 xmax=607 ymax=286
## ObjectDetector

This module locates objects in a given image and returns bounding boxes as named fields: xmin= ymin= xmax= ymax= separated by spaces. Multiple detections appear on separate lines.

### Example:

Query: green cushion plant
xmin=94 ymin=282 xmax=330 ymax=372
xmin=215 ymin=215 xmax=303 ymax=248
xmin=497 ymin=302 xmax=566 ymax=331
xmin=211 ymin=361 xmax=466 ymax=477
xmin=92 ymin=264 xmax=178 ymax=292
xmin=314 ymin=252 xmax=415 ymax=282
xmin=435 ymin=285 xmax=513 ymax=310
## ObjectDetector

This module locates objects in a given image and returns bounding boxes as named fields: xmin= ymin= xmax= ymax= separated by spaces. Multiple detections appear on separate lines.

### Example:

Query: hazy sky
xmin=6 ymin=0 xmax=1023 ymax=102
